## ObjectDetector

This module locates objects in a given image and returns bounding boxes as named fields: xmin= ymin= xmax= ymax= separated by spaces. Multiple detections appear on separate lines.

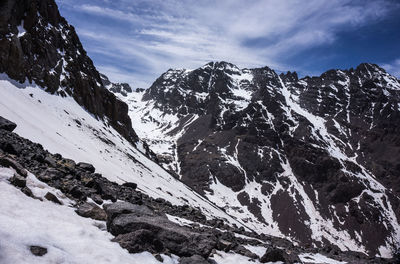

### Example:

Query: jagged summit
xmin=100 ymin=73 xmax=133 ymax=97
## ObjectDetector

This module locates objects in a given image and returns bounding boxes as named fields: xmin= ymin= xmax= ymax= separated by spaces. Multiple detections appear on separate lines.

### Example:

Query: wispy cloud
xmin=57 ymin=0 xmax=398 ymax=87
xmin=382 ymin=58 xmax=400 ymax=78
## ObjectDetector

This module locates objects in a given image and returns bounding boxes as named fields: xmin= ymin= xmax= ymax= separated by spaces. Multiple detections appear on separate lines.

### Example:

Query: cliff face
xmin=0 ymin=0 xmax=138 ymax=143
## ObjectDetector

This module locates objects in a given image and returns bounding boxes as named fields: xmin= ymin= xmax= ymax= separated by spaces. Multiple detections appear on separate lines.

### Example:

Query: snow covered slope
xmin=119 ymin=61 xmax=400 ymax=258
xmin=0 ymin=167 xmax=180 ymax=264
xmin=0 ymin=77 xmax=251 ymax=231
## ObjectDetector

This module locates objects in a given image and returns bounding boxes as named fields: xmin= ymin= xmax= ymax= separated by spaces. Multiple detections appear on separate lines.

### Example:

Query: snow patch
xmin=0 ymin=167 xmax=179 ymax=264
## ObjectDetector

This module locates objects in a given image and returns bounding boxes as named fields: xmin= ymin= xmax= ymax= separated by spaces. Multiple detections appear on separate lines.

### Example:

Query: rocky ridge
xmin=100 ymin=73 xmax=133 ymax=97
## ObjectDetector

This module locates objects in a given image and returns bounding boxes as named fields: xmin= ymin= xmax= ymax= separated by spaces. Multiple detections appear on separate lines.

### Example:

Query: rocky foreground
xmin=0 ymin=115 xmax=397 ymax=264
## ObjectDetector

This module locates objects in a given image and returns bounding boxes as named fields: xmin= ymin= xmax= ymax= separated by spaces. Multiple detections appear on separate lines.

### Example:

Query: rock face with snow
xmin=100 ymin=73 xmax=133 ymax=97
xmin=0 ymin=0 xmax=138 ymax=143
xmin=126 ymin=61 xmax=400 ymax=257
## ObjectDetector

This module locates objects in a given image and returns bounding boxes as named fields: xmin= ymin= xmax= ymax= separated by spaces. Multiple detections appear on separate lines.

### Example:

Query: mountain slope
xmin=0 ymin=77 xmax=252 ymax=230
xmin=0 ymin=0 xmax=137 ymax=143
xmin=0 ymin=0 xmax=260 ymax=240
xmin=123 ymin=61 xmax=400 ymax=257
xmin=3 ymin=114 xmax=385 ymax=263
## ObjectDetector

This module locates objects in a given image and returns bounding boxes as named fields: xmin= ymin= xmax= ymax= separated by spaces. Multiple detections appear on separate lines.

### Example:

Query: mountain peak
xmin=100 ymin=73 xmax=132 ymax=97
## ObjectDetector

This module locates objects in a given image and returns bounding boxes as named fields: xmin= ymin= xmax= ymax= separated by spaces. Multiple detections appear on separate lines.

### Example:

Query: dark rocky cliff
xmin=0 ymin=0 xmax=138 ymax=143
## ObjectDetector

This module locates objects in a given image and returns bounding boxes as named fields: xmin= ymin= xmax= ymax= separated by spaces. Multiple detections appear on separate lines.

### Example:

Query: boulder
xmin=105 ymin=202 xmax=216 ymax=258
xmin=0 ymin=116 xmax=17 ymax=132
xmin=10 ymin=173 xmax=26 ymax=188
xmin=112 ymin=229 xmax=164 ymax=254
xmin=68 ymin=185 xmax=88 ymax=200
xmin=0 ymin=156 xmax=27 ymax=177
xmin=179 ymin=255 xmax=209 ymax=264
xmin=29 ymin=246 xmax=47 ymax=256
xmin=77 ymin=162 xmax=95 ymax=173
xmin=57 ymin=158 xmax=76 ymax=172
xmin=38 ymin=168 xmax=64 ymax=182
xmin=76 ymin=202 xmax=107 ymax=221
xmin=260 ymin=247 xmax=294 ymax=263
xmin=109 ymin=213 xmax=217 ymax=258
xmin=122 ymin=182 xmax=137 ymax=189
xmin=0 ymin=142 xmax=22 ymax=155
xmin=216 ymin=239 xmax=234 ymax=252
xmin=95 ymin=181 xmax=117 ymax=202
xmin=234 ymin=245 xmax=259 ymax=259
xmin=44 ymin=156 xmax=57 ymax=167
xmin=44 ymin=192 xmax=63 ymax=205
xmin=104 ymin=202 xmax=157 ymax=225
xmin=90 ymin=194 xmax=104 ymax=205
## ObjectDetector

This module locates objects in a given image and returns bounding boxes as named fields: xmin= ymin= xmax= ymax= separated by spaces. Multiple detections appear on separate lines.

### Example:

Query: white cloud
xmin=60 ymin=0 xmax=395 ymax=87
xmin=382 ymin=59 xmax=400 ymax=78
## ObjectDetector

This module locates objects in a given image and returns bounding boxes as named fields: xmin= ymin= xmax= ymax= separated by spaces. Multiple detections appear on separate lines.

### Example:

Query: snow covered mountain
xmin=120 ymin=61 xmax=400 ymax=258
xmin=1 ymin=0 xmax=400 ymax=263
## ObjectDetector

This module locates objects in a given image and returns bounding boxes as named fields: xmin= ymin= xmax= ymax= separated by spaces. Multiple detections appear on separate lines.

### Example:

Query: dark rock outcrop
xmin=0 ymin=155 xmax=27 ymax=176
xmin=260 ymin=247 xmax=298 ymax=263
xmin=76 ymin=202 xmax=107 ymax=221
xmin=44 ymin=192 xmax=62 ymax=205
xmin=10 ymin=172 xmax=26 ymax=187
xmin=0 ymin=116 xmax=17 ymax=132
xmin=179 ymin=255 xmax=209 ymax=264
xmin=29 ymin=245 xmax=47 ymax=256
xmin=106 ymin=202 xmax=217 ymax=258
xmin=77 ymin=162 xmax=95 ymax=173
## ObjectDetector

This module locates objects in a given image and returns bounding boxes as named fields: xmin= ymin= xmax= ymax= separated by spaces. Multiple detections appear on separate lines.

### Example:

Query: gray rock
xmin=260 ymin=247 xmax=299 ymax=263
xmin=95 ymin=181 xmax=117 ymax=202
xmin=44 ymin=192 xmax=63 ymax=205
xmin=0 ymin=155 xmax=27 ymax=177
xmin=76 ymin=202 xmax=107 ymax=221
xmin=30 ymin=245 xmax=47 ymax=256
xmin=112 ymin=229 xmax=164 ymax=254
xmin=216 ymin=239 xmax=234 ymax=252
xmin=122 ymin=182 xmax=137 ymax=189
xmin=57 ymin=158 xmax=76 ymax=172
xmin=77 ymin=162 xmax=95 ymax=173
xmin=90 ymin=194 xmax=103 ymax=205
xmin=104 ymin=202 xmax=157 ymax=222
xmin=0 ymin=116 xmax=17 ymax=132
xmin=109 ymin=213 xmax=217 ymax=258
xmin=68 ymin=185 xmax=88 ymax=200
xmin=44 ymin=156 xmax=57 ymax=167
xmin=154 ymin=254 xmax=163 ymax=262
xmin=234 ymin=245 xmax=259 ymax=259
xmin=179 ymin=255 xmax=209 ymax=264
xmin=10 ymin=173 xmax=26 ymax=188
xmin=21 ymin=186 xmax=34 ymax=197
xmin=38 ymin=168 xmax=63 ymax=182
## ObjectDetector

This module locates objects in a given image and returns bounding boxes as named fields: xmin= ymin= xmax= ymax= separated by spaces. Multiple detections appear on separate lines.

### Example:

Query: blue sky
xmin=56 ymin=0 xmax=400 ymax=88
